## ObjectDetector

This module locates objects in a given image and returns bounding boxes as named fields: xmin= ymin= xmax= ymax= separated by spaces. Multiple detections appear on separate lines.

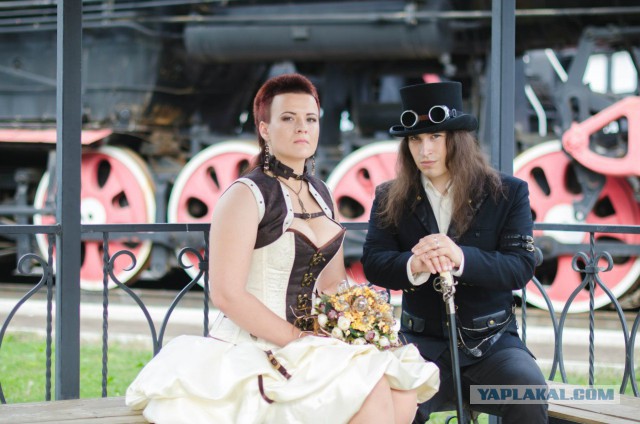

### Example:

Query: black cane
xmin=436 ymin=271 xmax=467 ymax=424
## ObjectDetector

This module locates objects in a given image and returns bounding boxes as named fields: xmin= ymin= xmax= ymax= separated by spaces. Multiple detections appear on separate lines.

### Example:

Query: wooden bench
xmin=547 ymin=382 xmax=640 ymax=424
xmin=0 ymin=396 xmax=147 ymax=424
xmin=2 ymin=385 xmax=640 ymax=423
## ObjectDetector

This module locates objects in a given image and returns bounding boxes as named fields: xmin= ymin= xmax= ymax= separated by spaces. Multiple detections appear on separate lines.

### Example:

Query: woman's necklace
xmin=278 ymin=177 xmax=310 ymax=220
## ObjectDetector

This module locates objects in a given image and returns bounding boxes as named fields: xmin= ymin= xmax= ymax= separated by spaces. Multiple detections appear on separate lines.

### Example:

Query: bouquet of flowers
xmin=312 ymin=281 xmax=402 ymax=350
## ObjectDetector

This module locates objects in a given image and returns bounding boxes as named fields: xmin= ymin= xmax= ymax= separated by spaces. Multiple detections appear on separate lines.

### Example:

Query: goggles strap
xmin=400 ymin=105 xmax=458 ymax=128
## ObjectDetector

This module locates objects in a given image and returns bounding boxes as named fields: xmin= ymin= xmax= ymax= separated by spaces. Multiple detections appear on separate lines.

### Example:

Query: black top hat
xmin=389 ymin=81 xmax=478 ymax=137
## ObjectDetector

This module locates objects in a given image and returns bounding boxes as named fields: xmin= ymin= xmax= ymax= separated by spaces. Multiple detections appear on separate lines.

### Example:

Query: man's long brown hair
xmin=376 ymin=131 xmax=504 ymax=237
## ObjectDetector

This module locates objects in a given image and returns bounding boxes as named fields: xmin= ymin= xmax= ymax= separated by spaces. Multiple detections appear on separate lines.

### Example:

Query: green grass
xmin=0 ymin=332 xmax=152 ymax=403
xmin=545 ymin=366 xmax=639 ymax=396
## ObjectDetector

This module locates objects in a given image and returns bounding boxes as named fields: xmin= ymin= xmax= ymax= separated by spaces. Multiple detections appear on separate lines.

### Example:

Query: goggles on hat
xmin=399 ymin=105 xmax=457 ymax=128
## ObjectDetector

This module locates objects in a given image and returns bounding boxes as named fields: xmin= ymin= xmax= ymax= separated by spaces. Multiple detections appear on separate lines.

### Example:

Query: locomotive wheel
xmin=33 ymin=146 xmax=156 ymax=290
xmin=326 ymin=141 xmax=402 ymax=304
xmin=514 ymin=141 xmax=640 ymax=312
xmin=326 ymin=141 xmax=400 ymax=222
xmin=167 ymin=141 xmax=259 ymax=283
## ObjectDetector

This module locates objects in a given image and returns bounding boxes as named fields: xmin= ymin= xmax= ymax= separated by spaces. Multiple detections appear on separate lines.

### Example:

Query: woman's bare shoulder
xmin=212 ymin=181 xmax=260 ymax=224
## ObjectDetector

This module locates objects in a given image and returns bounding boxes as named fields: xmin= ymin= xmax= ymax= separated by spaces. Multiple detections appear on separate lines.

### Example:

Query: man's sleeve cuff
xmin=451 ymin=252 xmax=465 ymax=277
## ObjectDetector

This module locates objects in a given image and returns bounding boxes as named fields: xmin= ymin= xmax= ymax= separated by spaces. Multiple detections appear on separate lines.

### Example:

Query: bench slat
xmin=547 ymin=382 xmax=640 ymax=424
xmin=548 ymin=403 xmax=635 ymax=424
xmin=3 ymin=388 xmax=640 ymax=424
xmin=0 ymin=397 xmax=147 ymax=424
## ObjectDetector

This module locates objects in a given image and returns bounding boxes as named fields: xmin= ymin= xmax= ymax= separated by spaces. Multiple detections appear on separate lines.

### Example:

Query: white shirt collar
xmin=421 ymin=174 xmax=452 ymax=198
xmin=420 ymin=174 xmax=453 ymax=234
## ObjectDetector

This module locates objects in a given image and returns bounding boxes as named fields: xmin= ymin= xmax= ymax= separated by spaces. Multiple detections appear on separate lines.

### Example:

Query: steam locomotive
xmin=1 ymin=0 xmax=639 ymax=312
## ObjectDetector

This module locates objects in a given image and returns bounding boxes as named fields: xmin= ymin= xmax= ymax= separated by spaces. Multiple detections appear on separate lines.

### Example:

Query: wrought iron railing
xmin=0 ymin=222 xmax=639 ymax=404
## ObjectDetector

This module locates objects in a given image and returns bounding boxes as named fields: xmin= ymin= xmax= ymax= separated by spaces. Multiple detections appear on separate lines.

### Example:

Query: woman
xmin=126 ymin=73 xmax=439 ymax=424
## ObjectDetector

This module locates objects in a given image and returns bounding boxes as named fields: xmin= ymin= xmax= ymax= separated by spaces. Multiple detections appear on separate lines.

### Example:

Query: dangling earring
xmin=263 ymin=144 xmax=270 ymax=172
xmin=311 ymin=155 xmax=316 ymax=176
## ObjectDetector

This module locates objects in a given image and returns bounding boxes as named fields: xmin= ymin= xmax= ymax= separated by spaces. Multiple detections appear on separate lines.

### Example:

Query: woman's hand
xmin=411 ymin=234 xmax=463 ymax=274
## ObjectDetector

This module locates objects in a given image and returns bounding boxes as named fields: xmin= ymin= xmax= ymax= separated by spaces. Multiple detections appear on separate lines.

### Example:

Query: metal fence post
xmin=55 ymin=0 xmax=82 ymax=400
xmin=490 ymin=0 xmax=516 ymax=175
xmin=487 ymin=2 xmax=515 ymax=422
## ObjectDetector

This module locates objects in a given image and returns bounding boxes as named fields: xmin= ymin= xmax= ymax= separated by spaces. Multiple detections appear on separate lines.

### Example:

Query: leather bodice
xmin=209 ymin=168 xmax=345 ymax=349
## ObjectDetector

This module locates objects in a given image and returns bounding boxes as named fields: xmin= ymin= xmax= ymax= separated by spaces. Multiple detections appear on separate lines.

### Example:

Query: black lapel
xmin=449 ymin=191 xmax=490 ymax=241
xmin=412 ymin=188 xmax=439 ymax=234
xmin=470 ymin=192 xmax=489 ymax=217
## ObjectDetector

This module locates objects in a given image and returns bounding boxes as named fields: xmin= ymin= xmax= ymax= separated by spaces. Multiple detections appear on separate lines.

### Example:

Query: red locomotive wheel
xmin=33 ymin=146 xmax=156 ymax=290
xmin=514 ymin=141 xmax=640 ymax=312
xmin=167 ymin=141 xmax=259 ymax=284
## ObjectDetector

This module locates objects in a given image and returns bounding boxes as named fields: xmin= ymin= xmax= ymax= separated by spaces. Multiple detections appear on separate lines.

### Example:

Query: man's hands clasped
xmin=410 ymin=234 xmax=463 ymax=275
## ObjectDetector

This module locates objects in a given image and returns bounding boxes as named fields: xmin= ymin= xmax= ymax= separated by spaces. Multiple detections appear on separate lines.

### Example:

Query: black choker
xmin=268 ymin=156 xmax=308 ymax=181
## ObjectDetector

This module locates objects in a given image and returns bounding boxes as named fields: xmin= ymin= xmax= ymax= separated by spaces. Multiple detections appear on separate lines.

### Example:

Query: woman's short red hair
xmin=249 ymin=73 xmax=320 ymax=171
xmin=253 ymin=73 xmax=320 ymax=135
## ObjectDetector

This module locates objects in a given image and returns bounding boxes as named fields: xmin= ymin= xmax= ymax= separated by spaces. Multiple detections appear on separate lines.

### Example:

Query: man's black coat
xmin=362 ymin=174 xmax=536 ymax=365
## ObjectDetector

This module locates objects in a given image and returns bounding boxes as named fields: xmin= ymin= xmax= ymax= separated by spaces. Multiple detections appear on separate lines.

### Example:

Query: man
xmin=361 ymin=81 xmax=548 ymax=424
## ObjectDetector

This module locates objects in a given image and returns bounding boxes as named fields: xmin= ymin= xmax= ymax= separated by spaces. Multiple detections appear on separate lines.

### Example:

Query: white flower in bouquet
xmin=378 ymin=336 xmax=390 ymax=348
xmin=317 ymin=313 xmax=328 ymax=328
xmin=352 ymin=337 xmax=367 ymax=345
xmin=331 ymin=327 xmax=344 ymax=339
xmin=337 ymin=316 xmax=351 ymax=331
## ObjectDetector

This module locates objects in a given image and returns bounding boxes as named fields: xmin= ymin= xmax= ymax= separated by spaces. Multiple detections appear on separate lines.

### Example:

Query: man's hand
xmin=411 ymin=234 xmax=463 ymax=274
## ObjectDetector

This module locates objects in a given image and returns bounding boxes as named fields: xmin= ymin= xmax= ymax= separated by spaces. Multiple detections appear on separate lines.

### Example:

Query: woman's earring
xmin=263 ymin=144 xmax=271 ymax=172
xmin=311 ymin=155 xmax=316 ymax=176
